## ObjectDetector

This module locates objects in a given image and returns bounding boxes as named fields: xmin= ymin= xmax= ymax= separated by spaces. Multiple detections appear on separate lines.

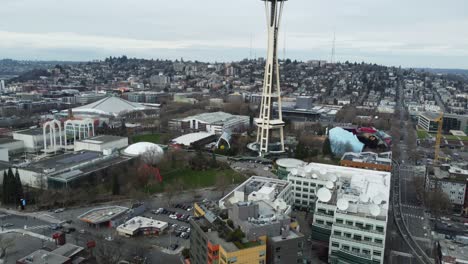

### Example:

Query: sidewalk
xmin=0 ymin=229 xmax=54 ymax=242
xmin=0 ymin=208 xmax=61 ymax=224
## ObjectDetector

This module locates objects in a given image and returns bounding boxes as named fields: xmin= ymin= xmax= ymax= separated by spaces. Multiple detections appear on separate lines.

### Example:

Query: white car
xmin=54 ymin=208 xmax=65 ymax=213
xmin=169 ymin=214 xmax=177 ymax=220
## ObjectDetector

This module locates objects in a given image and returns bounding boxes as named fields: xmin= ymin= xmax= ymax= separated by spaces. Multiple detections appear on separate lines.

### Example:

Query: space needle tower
xmin=255 ymin=0 xmax=287 ymax=156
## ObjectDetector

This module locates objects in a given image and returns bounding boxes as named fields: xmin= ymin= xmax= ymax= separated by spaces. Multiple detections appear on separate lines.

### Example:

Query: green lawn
xmin=132 ymin=133 xmax=163 ymax=144
xmin=442 ymin=134 xmax=468 ymax=141
xmin=416 ymin=130 xmax=468 ymax=141
xmin=145 ymin=167 xmax=245 ymax=193
xmin=417 ymin=130 xmax=429 ymax=139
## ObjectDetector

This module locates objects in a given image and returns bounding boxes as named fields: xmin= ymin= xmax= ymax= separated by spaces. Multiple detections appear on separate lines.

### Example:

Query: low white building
xmin=117 ymin=216 xmax=168 ymax=237
xmin=287 ymin=162 xmax=391 ymax=264
xmin=169 ymin=111 xmax=250 ymax=135
xmin=13 ymin=127 xmax=64 ymax=152
xmin=74 ymin=135 xmax=128 ymax=153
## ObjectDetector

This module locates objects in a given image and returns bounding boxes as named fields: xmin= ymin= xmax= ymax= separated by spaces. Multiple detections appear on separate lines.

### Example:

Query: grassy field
xmin=416 ymin=130 xmax=468 ymax=141
xmin=443 ymin=134 xmax=468 ymax=141
xmin=417 ymin=130 xmax=429 ymax=139
xmin=132 ymin=133 xmax=165 ymax=144
xmin=146 ymin=167 xmax=246 ymax=193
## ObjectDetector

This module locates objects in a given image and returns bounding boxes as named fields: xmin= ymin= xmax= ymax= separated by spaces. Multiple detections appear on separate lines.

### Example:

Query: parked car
xmin=54 ymin=208 xmax=65 ymax=213
xmin=181 ymin=232 xmax=190 ymax=239
xmin=169 ymin=214 xmax=177 ymax=220
xmin=49 ymin=224 xmax=60 ymax=230
xmin=175 ymin=231 xmax=182 ymax=237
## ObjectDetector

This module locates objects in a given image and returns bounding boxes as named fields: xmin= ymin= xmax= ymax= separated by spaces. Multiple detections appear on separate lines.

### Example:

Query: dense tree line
xmin=2 ymin=168 xmax=23 ymax=206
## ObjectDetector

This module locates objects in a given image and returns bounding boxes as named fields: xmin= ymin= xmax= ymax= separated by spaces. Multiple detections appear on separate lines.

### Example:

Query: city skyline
xmin=0 ymin=0 xmax=467 ymax=69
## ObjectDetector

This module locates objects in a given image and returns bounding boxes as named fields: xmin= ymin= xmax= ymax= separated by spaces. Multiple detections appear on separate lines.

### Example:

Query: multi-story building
xmin=426 ymin=164 xmax=468 ymax=213
xmin=418 ymin=111 xmax=441 ymax=132
xmin=190 ymin=176 xmax=304 ymax=264
xmin=443 ymin=113 xmax=468 ymax=134
xmin=287 ymin=162 xmax=391 ymax=264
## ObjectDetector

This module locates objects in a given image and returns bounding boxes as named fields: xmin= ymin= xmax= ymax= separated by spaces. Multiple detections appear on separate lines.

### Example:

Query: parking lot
xmin=139 ymin=203 xmax=195 ymax=250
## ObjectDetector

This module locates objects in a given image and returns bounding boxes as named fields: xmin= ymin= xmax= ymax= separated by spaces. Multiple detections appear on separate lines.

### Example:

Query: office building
xmin=190 ymin=176 xmax=304 ymax=264
xmin=426 ymin=164 xmax=468 ymax=213
xmin=287 ymin=163 xmax=391 ymax=264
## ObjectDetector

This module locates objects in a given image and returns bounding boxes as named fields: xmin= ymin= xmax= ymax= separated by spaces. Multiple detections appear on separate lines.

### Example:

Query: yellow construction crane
xmin=434 ymin=112 xmax=444 ymax=162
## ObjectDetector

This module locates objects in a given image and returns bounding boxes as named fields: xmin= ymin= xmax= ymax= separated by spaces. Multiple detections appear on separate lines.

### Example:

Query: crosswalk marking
xmin=403 ymin=214 xmax=424 ymax=219
xmin=401 ymin=204 xmax=423 ymax=210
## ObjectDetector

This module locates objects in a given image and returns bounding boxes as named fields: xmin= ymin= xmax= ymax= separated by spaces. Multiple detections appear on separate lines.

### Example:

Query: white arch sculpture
xmin=64 ymin=119 xmax=95 ymax=147
xmin=43 ymin=119 xmax=62 ymax=152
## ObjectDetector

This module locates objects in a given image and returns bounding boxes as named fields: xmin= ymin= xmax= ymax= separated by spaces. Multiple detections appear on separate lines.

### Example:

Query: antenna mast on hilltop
xmin=250 ymin=34 xmax=253 ymax=61
xmin=330 ymin=30 xmax=336 ymax=64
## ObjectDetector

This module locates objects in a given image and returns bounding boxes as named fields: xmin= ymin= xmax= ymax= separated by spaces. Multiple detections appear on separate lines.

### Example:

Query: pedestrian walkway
xmin=0 ymin=229 xmax=54 ymax=242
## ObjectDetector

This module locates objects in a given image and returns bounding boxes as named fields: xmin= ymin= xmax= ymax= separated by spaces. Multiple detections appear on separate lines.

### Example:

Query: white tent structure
xmin=71 ymin=96 xmax=148 ymax=117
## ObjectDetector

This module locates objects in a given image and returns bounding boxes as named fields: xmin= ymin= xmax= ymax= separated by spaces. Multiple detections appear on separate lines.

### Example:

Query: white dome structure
xmin=123 ymin=142 xmax=164 ymax=157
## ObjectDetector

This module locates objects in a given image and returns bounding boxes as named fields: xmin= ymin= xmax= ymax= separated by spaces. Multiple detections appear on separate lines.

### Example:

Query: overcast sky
xmin=1 ymin=0 xmax=467 ymax=68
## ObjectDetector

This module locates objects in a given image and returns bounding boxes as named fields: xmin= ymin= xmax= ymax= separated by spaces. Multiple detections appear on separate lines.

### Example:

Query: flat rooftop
xmin=17 ymin=249 xmax=70 ymax=264
xmin=14 ymin=127 xmax=44 ymax=136
xmin=78 ymin=206 xmax=129 ymax=224
xmin=77 ymin=135 xmax=127 ymax=144
xmin=219 ymin=176 xmax=291 ymax=209
xmin=420 ymin=111 xmax=442 ymax=120
xmin=193 ymin=217 xmax=264 ymax=253
xmin=270 ymin=229 xmax=303 ymax=242
xmin=26 ymin=151 xmax=101 ymax=173
xmin=24 ymin=150 xmax=129 ymax=177
xmin=50 ymin=243 xmax=84 ymax=258
xmin=0 ymin=137 xmax=22 ymax=144
xmin=289 ymin=162 xmax=391 ymax=219
xmin=180 ymin=111 xmax=246 ymax=125
xmin=341 ymin=151 xmax=392 ymax=165
xmin=439 ymin=239 xmax=468 ymax=262
xmin=117 ymin=216 xmax=168 ymax=234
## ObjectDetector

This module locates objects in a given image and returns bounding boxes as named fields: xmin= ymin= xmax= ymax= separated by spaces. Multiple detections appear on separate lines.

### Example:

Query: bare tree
xmin=216 ymin=176 xmax=230 ymax=197
xmin=164 ymin=182 xmax=178 ymax=206
xmin=411 ymin=176 xmax=426 ymax=201
xmin=95 ymin=237 xmax=125 ymax=264
xmin=425 ymin=190 xmax=453 ymax=216
xmin=141 ymin=146 xmax=163 ymax=166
